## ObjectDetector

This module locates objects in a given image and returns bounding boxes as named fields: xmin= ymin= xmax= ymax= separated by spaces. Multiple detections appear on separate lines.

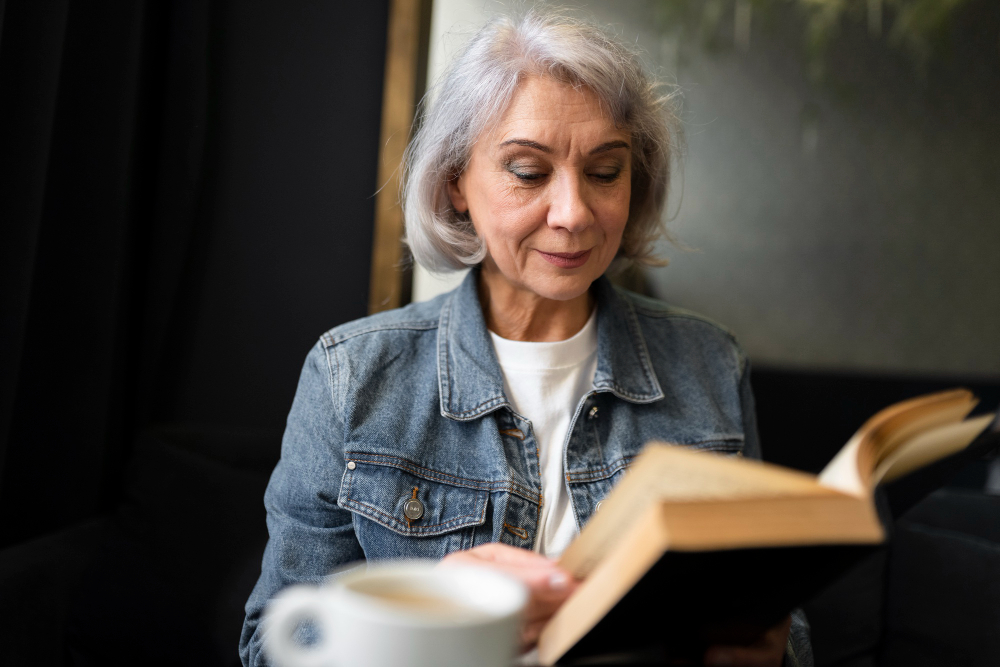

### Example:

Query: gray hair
xmin=402 ymin=8 xmax=680 ymax=273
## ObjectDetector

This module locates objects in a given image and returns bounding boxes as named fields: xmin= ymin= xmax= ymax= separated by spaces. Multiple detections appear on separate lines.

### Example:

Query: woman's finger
xmin=440 ymin=544 xmax=580 ymax=652
xmin=440 ymin=544 xmax=579 ymax=597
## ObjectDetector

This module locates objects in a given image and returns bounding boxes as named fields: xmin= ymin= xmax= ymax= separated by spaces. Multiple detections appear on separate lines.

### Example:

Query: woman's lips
xmin=537 ymin=249 xmax=592 ymax=269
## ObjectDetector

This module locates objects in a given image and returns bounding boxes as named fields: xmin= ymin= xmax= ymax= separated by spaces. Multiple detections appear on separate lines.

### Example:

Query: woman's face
xmin=448 ymin=76 xmax=632 ymax=303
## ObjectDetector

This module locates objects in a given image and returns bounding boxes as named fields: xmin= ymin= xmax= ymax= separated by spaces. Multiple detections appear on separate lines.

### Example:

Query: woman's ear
xmin=447 ymin=175 xmax=468 ymax=215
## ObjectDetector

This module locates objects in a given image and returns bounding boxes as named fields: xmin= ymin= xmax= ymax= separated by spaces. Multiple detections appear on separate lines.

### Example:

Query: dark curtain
xmin=0 ymin=0 xmax=389 ymax=548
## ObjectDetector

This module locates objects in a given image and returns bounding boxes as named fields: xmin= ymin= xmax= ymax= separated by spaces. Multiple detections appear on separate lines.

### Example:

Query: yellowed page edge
xmin=538 ymin=503 xmax=668 ymax=666
xmin=874 ymin=413 xmax=994 ymax=484
xmin=560 ymin=443 xmax=833 ymax=577
xmin=661 ymin=495 xmax=884 ymax=551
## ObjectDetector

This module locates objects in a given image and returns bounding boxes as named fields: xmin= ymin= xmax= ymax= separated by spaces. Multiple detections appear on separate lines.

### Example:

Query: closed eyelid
xmin=502 ymin=157 xmax=545 ymax=172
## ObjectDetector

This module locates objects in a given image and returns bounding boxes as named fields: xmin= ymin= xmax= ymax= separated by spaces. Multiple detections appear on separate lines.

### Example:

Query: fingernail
xmin=548 ymin=572 xmax=569 ymax=590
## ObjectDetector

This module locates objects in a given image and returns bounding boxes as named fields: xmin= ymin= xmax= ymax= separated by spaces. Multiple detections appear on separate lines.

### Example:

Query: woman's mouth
xmin=537 ymin=249 xmax=592 ymax=269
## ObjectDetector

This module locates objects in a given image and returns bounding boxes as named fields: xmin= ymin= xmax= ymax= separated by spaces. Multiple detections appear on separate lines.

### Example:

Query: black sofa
xmin=0 ymin=424 xmax=280 ymax=667
xmin=0 ymin=370 xmax=998 ymax=666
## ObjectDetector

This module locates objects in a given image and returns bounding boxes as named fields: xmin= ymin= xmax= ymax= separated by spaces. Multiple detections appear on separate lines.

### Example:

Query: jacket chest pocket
xmin=339 ymin=458 xmax=489 ymax=560
xmin=686 ymin=438 xmax=745 ymax=457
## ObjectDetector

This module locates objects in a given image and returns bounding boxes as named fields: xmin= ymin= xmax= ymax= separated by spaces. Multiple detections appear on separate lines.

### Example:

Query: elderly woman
xmin=241 ymin=9 xmax=810 ymax=667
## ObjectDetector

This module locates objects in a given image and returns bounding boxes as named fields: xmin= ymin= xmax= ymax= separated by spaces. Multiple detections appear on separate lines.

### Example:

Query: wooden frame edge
xmin=368 ymin=0 xmax=431 ymax=314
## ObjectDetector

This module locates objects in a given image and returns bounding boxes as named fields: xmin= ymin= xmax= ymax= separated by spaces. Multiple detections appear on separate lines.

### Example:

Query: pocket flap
xmin=339 ymin=459 xmax=489 ymax=536
xmin=689 ymin=438 xmax=744 ymax=456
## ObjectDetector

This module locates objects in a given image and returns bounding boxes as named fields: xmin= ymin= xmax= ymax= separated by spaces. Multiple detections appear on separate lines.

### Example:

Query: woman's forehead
xmin=485 ymin=76 xmax=628 ymax=150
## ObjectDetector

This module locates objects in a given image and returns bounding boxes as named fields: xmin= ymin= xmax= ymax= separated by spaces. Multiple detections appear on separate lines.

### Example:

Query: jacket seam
xmin=620 ymin=297 xmax=662 ymax=395
xmin=566 ymin=455 xmax=635 ymax=482
xmin=689 ymin=437 xmax=745 ymax=446
xmin=435 ymin=278 xmax=510 ymax=420
xmin=344 ymin=497 xmax=484 ymax=532
xmin=566 ymin=438 xmax=745 ymax=482
xmin=321 ymin=320 xmax=440 ymax=348
xmin=321 ymin=341 xmax=344 ymax=435
xmin=593 ymin=382 xmax=661 ymax=402
xmin=628 ymin=304 xmax=739 ymax=340
xmin=437 ymin=294 xmax=453 ymax=414
xmin=345 ymin=453 xmax=540 ymax=503
xmin=618 ymin=285 xmax=740 ymax=346
xmin=444 ymin=396 xmax=508 ymax=419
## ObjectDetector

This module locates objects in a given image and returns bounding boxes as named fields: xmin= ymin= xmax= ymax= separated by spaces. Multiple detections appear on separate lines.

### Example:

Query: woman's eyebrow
xmin=497 ymin=138 xmax=631 ymax=154
xmin=589 ymin=140 xmax=630 ymax=154
xmin=498 ymin=138 xmax=551 ymax=152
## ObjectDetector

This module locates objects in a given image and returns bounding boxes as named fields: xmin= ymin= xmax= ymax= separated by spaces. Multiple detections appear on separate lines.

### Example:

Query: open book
xmin=537 ymin=389 xmax=999 ymax=665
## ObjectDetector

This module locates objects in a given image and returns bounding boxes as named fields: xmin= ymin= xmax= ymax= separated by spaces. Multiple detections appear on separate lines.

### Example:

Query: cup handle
xmin=263 ymin=585 xmax=339 ymax=667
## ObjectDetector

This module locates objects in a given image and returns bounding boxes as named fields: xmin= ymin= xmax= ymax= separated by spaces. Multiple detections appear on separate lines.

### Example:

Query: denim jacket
xmin=241 ymin=271 xmax=811 ymax=666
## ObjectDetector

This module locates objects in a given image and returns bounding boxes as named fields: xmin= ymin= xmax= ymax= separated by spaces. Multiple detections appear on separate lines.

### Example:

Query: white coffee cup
xmin=263 ymin=561 xmax=528 ymax=667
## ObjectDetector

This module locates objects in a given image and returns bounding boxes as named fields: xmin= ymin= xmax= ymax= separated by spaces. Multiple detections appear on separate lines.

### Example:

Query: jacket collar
xmin=437 ymin=271 xmax=664 ymax=421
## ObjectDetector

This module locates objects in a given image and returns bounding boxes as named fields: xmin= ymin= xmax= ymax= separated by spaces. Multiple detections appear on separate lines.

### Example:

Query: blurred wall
xmin=415 ymin=0 xmax=1000 ymax=379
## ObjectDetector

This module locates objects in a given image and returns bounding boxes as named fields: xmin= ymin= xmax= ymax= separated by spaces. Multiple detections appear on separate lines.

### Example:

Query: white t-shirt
xmin=489 ymin=309 xmax=598 ymax=558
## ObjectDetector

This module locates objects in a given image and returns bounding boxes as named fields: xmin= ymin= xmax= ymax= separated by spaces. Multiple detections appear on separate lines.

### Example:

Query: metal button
xmin=346 ymin=461 xmax=356 ymax=470
xmin=588 ymin=406 xmax=599 ymax=419
xmin=595 ymin=501 xmax=603 ymax=512
xmin=403 ymin=498 xmax=424 ymax=521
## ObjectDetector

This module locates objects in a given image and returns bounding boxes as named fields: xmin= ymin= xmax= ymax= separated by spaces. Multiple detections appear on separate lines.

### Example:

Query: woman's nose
xmin=547 ymin=174 xmax=593 ymax=232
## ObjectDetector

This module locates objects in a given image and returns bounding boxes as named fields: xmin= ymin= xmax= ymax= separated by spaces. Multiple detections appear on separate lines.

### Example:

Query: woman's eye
xmin=509 ymin=168 xmax=546 ymax=182
xmin=501 ymin=156 xmax=548 ymax=182
xmin=590 ymin=169 xmax=621 ymax=183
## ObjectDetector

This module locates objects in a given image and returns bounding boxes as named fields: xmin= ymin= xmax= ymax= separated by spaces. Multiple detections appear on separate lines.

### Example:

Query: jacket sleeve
xmin=738 ymin=354 xmax=763 ymax=461
xmin=740 ymin=357 xmax=814 ymax=667
xmin=240 ymin=341 xmax=365 ymax=667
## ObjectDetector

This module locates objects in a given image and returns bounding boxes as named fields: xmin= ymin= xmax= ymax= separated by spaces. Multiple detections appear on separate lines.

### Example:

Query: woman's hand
xmin=703 ymin=615 xmax=791 ymax=667
xmin=440 ymin=543 xmax=580 ymax=651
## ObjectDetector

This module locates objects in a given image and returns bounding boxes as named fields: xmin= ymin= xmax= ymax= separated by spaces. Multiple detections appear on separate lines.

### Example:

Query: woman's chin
xmin=523 ymin=272 xmax=599 ymax=303
xmin=482 ymin=256 xmax=607 ymax=303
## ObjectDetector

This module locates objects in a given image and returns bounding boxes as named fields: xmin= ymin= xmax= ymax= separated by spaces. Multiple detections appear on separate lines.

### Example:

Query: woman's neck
xmin=477 ymin=269 xmax=594 ymax=342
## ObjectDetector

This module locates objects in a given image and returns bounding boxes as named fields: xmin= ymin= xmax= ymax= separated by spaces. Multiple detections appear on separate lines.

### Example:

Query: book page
xmin=817 ymin=438 xmax=866 ymax=497
xmin=818 ymin=389 xmax=977 ymax=496
xmin=873 ymin=413 xmax=994 ymax=484
xmin=634 ymin=445 xmax=827 ymax=501
xmin=559 ymin=443 xmax=835 ymax=576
